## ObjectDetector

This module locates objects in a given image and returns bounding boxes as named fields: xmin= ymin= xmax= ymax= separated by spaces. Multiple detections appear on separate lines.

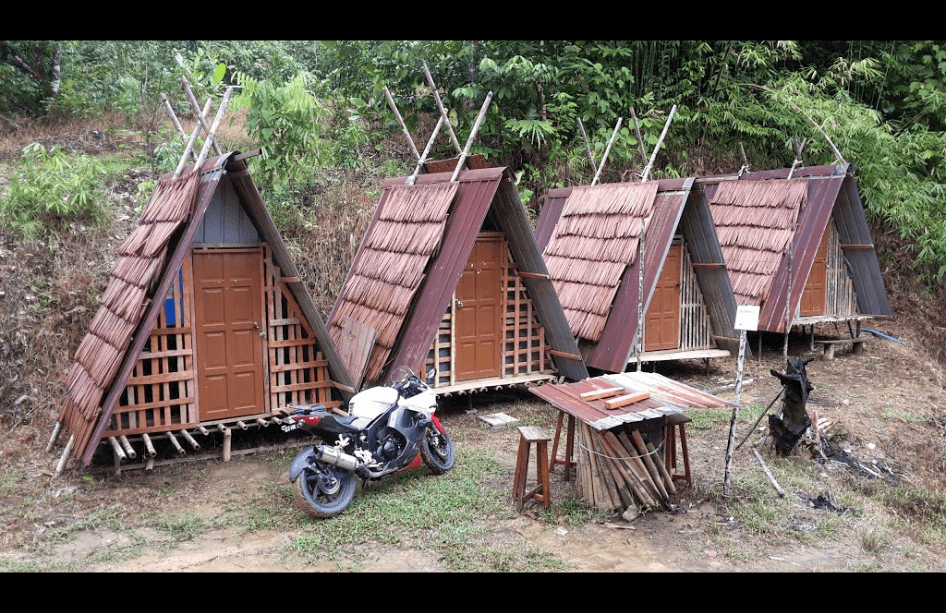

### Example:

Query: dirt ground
xmin=2 ymin=320 xmax=944 ymax=572
xmin=1 ymin=124 xmax=945 ymax=572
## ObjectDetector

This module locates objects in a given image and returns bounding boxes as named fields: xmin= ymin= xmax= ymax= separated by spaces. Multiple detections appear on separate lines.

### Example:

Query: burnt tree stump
xmin=768 ymin=357 xmax=814 ymax=456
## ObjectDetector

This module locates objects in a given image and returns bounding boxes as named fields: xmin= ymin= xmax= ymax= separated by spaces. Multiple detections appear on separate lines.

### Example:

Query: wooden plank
xmin=631 ymin=429 xmax=669 ymax=501
xmin=337 ymin=316 xmax=377 ymax=390
xmin=617 ymin=430 xmax=663 ymax=505
xmin=604 ymin=392 xmax=652 ymax=410
xmin=579 ymin=387 xmax=625 ymax=401
xmin=589 ymin=429 xmax=621 ymax=510
xmin=600 ymin=430 xmax=655 ymax=510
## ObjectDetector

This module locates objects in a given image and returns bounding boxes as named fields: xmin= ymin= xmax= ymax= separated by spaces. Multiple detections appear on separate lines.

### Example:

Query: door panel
xmin=644 ymin=244 xmax=681 ymax=352
xmin=193 ymin=249 xmax=265 ymax=420
xmin=454 ymin=235 xmax=502 ymax=381
xmin=800 ymin=229 xmax=828 ymax=317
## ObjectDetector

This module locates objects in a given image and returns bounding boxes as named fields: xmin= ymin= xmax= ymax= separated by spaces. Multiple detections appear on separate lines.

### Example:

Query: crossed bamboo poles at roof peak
xmin=385 ymin=60 xmax=493 ymax=186
xmin=159 ymin=76 xmax=240 ymax=178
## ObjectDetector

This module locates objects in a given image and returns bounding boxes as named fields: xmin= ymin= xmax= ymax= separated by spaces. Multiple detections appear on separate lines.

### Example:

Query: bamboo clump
xmin=575 ymin=422 xmax=678 ymax=515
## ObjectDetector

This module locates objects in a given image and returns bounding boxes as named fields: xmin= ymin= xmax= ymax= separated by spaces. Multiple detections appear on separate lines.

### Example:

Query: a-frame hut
xmin=328 ymin=164 xmax=588 ymax=395
xmin=697 ymin=163 xmax=892 ymax=336
xmin=534 ymin=177 xmax=740 ymax=374
xmin=54 ymin=152 xmax=355 ymax=469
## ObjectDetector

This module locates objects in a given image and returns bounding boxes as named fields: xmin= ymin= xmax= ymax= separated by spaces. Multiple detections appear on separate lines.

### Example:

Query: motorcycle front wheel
xmin=291 ymin=460 xmax=357 ymax=518
xmin=420 ymin=425 xmax=455 ymax=474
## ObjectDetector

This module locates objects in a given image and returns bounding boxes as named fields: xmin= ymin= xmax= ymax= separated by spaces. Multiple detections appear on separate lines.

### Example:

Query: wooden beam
xmin=579 ymin=387 xmax=625 ymax=401
xmin=604 ymin=392 xmax=651 ymax=410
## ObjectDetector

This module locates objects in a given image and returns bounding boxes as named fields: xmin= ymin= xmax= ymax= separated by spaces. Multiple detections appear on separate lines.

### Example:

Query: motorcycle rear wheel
xmin=291 ymin=460 xmax=357 ymax=518
xmin=420 ymin=425 xmax=455 ymax=474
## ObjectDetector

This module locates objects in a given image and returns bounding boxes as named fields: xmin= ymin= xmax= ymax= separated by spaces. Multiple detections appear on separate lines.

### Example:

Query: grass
xmin=277 ymin=447 xmax=571 ymax=572
xmin=881 ymin=409 xmax=927 ymax=424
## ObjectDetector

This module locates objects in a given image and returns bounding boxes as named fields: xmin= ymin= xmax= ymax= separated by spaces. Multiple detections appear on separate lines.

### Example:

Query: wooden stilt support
xmin=550 ymin=411 xmax=576 ymax=480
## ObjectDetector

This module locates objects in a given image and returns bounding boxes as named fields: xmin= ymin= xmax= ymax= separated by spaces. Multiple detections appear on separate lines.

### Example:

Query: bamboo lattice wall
xmin=826 ymin=219 xmax=859 ymax=317
xmin=677 ymin=240 xmax=714 ymax=351
xmin=264 ymin=246 xmax=342 ymax=412
xmin=107 ymin=259 xmax=197 ymax=435
xmin=502 ymin=250 xmax=551 ymax=376
xmin=424 ymin=239 xmax=552 ymax=386
xmin=104 ymin=245 xmax=341 ymax=438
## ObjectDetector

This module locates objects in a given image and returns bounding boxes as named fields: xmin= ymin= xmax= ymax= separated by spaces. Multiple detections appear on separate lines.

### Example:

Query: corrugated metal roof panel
xmin=701 ymin=164 xmax=891 ymax=332
xmin=530 ymin=371 xmax=734 ymax=431
xmin=537 ymin=178 xmax=739 ymax=373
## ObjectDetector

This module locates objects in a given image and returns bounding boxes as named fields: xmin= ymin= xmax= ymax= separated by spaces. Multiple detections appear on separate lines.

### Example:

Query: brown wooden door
xmin=800 ymin=229 xmax=828 ymax=317
xmin=193 ymin=249 xmax=265 ymax=420
xmin=645 ymin=244 xmax=681 ymax=352
xmin=454 ymin=235 xmax=503 ymax=382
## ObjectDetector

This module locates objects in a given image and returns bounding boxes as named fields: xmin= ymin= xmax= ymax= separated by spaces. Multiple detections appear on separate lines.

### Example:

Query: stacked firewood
xmin=575 ymin=421 xmax=677 ymax=519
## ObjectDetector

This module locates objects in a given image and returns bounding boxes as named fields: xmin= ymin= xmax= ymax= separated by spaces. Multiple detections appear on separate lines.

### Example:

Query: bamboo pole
xmin=383 ymin=85 xmax=421 ymax=162
xmin=450 ymin=91 xmax=494 ymax=182
xmin=422 ymin=61 xmax=463 ymax=155
xmin=221 ymin=426 xmax=231 ymax=462
xmin=641 ymin=104 xmax=677 ymax=182
xmin=601 ymin=431 xmax=656 ymax=510
xmin=193 ymin=86 xmax=236 ymax=171
xmin=174 ymin=97 xmax=213 ymax=178
xmin=637 ymin=218 xmax=645 ymax=371
xmin=407 ymin=115 xmax=444 ymax=185
xmin=736 ymin=387 xmax=784 ymax=452
xmin=159 ymin=92 xmax=199 ymax=162
xmin=630 ymin=107 xmax=649 ymax=166
xmin=167 ymin=431 xmax=185 ymax=455
xmin=180 ymin=77 xmax=221 ymax=156
xmin=118 ymin=435 xmax=136 ymax=460
xmin=180 ymin=429 xmax=200 ymax=450
xmin=591 ymin=118 xmax=622 ymax=186
xmin=109 ymin=437 xmax=126 ymax=462
xmin=142 ymin=433 xmax=156 ymax=458
xmin=631 ymin=430 xmax=669 ymax=501
xmin=46 ymin=421 xmax=62 ymax=452
xmin=793 ymin=104 xmax=846 ymax=164
xmin=647 ymin=440 xmax=676 ymax=495
xmin=617 ymin=431 xmax=662 ymax=505
xmin=752 ymin=448 xmax=786 ymax=497
xmin=577 ymin=118 xmax=598 ymax=176
xmin=54 ymin=434 xmax=75 ymax=477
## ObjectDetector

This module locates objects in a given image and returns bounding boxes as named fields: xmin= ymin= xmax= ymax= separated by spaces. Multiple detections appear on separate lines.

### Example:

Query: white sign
xmin=734 ymin=305 xmax=760 ymax=332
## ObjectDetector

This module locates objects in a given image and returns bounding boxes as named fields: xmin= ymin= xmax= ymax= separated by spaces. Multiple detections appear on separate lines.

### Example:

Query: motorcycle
xmin=279 ymin=368 xmax=455 ymax=518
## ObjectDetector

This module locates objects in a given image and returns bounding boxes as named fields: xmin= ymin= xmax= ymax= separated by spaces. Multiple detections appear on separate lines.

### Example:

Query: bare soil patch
xmin=1 ymin=119 xmax=945 ymax=572
xmin=2 ymin=322 xmax=944 ymax=572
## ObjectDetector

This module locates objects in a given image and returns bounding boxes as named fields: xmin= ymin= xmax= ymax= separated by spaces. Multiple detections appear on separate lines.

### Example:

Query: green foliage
xmin=2 ymin=39 xmax=945 ymax=284
xmin=0 ymin=40 xmax=61 ymax=116
xmin=232 ymin=71 xmax=330 ymax=193
xmin=0 ymin=143 xmax=112 ymax=239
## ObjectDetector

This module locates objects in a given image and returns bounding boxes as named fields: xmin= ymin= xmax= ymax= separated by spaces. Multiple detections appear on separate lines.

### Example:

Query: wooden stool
xmin=512 ymin=426 xmax=552 ymax=510
xmin=664 ymin=414 xmax=692 ymax=486
xmin=549 ymin=411 xmax=576 ymax=480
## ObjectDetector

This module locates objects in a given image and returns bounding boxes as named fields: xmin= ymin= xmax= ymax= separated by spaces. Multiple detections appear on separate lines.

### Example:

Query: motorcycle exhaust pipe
xmin=313 ymin=445 xmax=360 ymax=472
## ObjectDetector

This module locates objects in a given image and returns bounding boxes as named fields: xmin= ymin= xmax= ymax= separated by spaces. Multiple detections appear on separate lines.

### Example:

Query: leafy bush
xmin=0 ymin=143 xmax=112 ymax=239
xmin=232 ymin=72 xmax=330 ymax=194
